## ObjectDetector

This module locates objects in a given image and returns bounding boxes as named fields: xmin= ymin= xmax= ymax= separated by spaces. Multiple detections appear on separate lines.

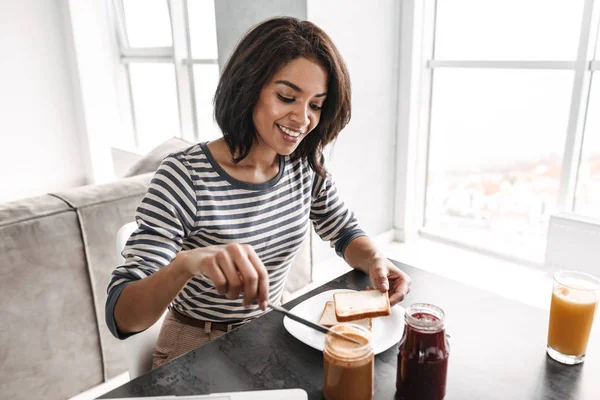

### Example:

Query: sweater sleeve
xmin=105 ymin=153 xmax=197 ymax=339
xmin=310 ymin=171 xmax=366 ymax=259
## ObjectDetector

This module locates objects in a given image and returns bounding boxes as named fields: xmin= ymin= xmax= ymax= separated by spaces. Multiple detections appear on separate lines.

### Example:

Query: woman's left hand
xmin=367 ymin=257 xmax=412 ymax=307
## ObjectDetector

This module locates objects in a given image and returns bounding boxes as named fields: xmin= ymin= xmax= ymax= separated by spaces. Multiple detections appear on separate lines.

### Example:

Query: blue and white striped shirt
xmin=106 ymin=142 xmax=365 ymax=339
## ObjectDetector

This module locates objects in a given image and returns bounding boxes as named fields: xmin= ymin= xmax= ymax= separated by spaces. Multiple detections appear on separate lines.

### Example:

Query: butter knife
xmin=268 ymin=302 xmax=363 ymax=345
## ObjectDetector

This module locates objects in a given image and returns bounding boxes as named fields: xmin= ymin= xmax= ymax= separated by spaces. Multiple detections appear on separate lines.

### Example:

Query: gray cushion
xmin=0 ymin=196 xmax=103 ymax=399
xmin=0 ymin=194 xmax=69 ymax=227
xmin=124 ymin=137 xmax=193 ymax=177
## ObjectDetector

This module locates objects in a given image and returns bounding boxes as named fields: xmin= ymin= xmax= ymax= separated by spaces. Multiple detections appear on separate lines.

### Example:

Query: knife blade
xmin=268 ymin=302 xmax=363 ymax=345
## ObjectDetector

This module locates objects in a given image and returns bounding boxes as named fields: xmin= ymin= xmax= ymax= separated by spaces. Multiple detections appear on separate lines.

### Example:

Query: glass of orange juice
xmin=547 ymin=270 xmax=600 ymax=365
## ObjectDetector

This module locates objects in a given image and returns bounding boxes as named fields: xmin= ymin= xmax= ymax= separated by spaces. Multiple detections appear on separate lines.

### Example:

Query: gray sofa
xmin=0 ymin=167 xmax=312 ymax=399
xmin=0 ymin=172 xmax=152 ymax=399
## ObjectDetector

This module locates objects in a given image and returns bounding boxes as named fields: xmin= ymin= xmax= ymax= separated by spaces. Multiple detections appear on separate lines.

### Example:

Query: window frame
xmin=394 ymin=0 xmax=600 ymax=265
xmin=112 ymin=0 xmax=219 ymax=150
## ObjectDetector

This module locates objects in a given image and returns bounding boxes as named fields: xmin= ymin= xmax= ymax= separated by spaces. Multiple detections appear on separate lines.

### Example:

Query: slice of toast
xmin=318 ymin=301 xmax=372 ymax=330
xmin=333 ymin=290 xmax=391 ymax=322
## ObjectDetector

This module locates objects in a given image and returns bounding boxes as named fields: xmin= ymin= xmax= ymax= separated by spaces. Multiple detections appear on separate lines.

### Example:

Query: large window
xmin=419 ymin=0 xmax=600 ymax=261
xmin=113 ymin=0 xmax=221 ymax=153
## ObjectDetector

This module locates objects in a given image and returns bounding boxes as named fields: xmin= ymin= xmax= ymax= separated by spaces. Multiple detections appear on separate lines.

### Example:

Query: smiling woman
xmin=214 ymin=16 xmax=351 ymax=177
xmin=252 ymin=58 xmax=327 ymax=154
xmin=105 ymin=16 xmax=411 ymax=370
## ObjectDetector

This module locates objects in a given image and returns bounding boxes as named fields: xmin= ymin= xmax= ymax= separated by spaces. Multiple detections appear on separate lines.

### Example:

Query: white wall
xmin=308 ymin=0 xmax=401 ymax=262
xmin=0 ymin=0 xmax=87 ymax=203
xmin=64 ymin=0 xmax=124 ymax=184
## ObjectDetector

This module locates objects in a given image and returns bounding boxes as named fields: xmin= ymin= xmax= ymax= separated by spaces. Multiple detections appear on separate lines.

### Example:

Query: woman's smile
xmin=276 ymin=123 xmax=307 ymax=142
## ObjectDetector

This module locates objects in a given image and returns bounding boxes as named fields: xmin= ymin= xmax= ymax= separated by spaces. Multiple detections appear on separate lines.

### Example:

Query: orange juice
xmin=547 ymin=286 xmax=598 ymax=356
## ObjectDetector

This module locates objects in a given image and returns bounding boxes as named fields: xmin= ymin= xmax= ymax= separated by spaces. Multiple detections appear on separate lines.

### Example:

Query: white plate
xmin=283 ymin=289 xmax=405 ymax=355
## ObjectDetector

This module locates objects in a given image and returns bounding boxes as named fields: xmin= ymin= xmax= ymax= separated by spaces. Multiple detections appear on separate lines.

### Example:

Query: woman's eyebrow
xmin=275 ymin=80 xmax=327 ymax=97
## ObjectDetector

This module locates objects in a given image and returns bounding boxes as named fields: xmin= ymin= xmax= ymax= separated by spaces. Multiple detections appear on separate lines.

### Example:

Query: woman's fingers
xmin=206 ymin=257 xmax=228 ymax=295
xmin=197 ymin=243 xmax=268 ymax=309
xmin=230 ymin=245 xmax=259 ymax=307
xmin=215 ymin=248 xmax=243 ymax=300
xmin=246 ymin=246 xmax=269 ymax=310
xmin=388 ymin=271 xmax=412 ymax=306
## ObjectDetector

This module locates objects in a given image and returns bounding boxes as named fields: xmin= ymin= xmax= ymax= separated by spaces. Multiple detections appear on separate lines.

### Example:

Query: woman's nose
xmin=290 ymin=104 xmax=310 ymax=126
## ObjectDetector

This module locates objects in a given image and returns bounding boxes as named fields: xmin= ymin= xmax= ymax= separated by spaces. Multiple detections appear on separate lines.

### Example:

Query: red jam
xmin=396 ymin=305 xmax=449 ymax=400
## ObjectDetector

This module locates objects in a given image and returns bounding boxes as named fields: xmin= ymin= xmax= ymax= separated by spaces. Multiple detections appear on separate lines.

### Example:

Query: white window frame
xmin=61 ymin=0 xmax=127 ymax=184
xmin=112 ymin=0 xmax=219 ymax=149
xmin=394 ymin=0 xmax=600 ymax=266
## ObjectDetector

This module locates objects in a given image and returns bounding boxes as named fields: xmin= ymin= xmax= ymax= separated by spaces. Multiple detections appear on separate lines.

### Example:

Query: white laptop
xmin=109 ymin=389 xmax=308 ymax=400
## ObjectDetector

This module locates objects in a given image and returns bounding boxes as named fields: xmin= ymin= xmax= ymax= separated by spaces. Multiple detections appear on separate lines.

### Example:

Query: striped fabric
xmin=106 ymin=142 xmax=365 ymax=339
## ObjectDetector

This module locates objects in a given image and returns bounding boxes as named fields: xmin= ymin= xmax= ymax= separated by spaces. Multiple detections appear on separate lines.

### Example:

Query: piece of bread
xmin=333 ymin=290 xmax=391 ymax=322
xmin=318 ymin=301 xmax=372 ymax=330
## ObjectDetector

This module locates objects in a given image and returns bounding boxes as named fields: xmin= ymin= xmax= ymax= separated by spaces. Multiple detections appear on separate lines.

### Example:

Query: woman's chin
xmin=256 ymin=130 xmax=304 ymax=156
xmin=271 ymin=137 xmax=303 ymax=156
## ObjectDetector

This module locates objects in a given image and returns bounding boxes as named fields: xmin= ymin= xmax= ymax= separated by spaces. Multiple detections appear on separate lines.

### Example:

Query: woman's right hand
xmin=177 ymin=243 xmax=270 ymax=310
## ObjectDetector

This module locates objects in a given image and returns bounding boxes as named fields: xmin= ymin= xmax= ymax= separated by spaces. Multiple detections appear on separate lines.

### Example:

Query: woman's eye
xmin=310 ymin=103 xmax=323 ymax=111
xmin=277 ymin=94 xmax=294 ymax=103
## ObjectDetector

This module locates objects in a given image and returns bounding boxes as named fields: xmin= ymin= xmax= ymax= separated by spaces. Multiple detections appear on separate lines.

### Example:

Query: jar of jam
xmin=323 ymin=323 xmax=374 ymax=400
xmin=396 ymin=303 xmax=450 ymax=400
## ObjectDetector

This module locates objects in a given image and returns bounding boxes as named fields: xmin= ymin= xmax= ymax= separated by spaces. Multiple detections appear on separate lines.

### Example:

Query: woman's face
xmin=252 ymin=57 xmax=328 ymax=156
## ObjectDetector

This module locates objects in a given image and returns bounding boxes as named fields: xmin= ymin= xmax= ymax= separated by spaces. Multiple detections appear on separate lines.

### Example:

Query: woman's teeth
xmin=278 ymin=124 xmax=303 ymax=138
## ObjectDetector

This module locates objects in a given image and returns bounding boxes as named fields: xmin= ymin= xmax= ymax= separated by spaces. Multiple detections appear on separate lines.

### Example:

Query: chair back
xmin=545 ymin=213 xmax=600 ymax=277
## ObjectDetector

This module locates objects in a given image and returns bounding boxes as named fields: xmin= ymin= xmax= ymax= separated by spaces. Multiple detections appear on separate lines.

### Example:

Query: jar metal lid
xmin=404 ymin=303 xmax=445 ymax=332
xmin=325 ymin=322 xmax=373 ymax=360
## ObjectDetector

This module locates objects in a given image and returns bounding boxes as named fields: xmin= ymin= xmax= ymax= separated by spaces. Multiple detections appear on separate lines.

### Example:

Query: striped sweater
xmin=106 ymin=142 xmax=365 ymax=339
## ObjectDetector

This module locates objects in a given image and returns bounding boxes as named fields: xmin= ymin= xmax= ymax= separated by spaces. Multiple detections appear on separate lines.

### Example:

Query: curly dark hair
xmin=213 ymin=16 xmax=351 ymax=177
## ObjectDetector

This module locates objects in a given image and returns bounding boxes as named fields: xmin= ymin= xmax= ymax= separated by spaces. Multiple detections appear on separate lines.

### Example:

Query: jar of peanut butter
xmin=323 ymin=323 xmax=374 ymax=400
